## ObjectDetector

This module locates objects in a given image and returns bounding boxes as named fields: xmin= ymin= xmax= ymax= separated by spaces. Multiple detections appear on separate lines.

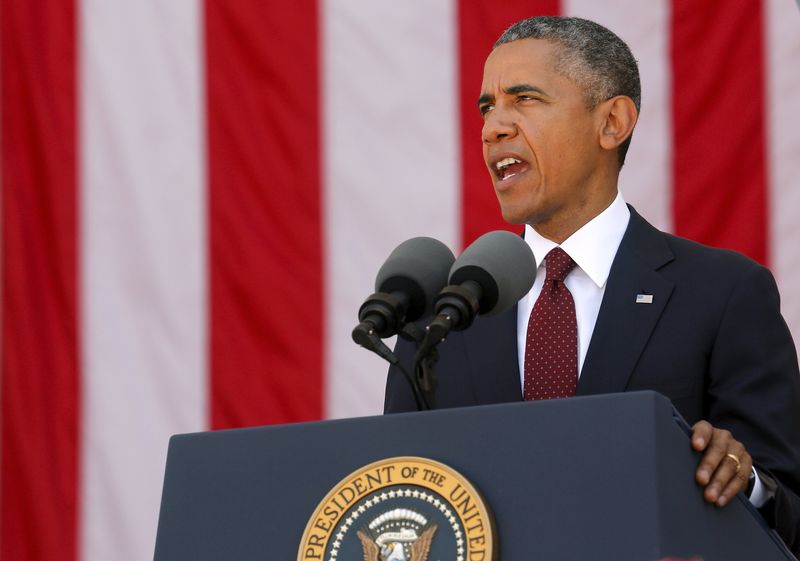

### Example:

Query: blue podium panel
xmin=153 ymin=391 xmax=791 ymax=561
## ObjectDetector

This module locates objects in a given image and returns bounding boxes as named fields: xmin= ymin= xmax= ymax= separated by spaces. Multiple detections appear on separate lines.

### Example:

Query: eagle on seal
xmin=357 ymin=525 xmax=437 ymax=561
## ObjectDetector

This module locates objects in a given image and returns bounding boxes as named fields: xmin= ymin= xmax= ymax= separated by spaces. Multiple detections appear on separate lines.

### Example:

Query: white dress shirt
xmin=516 ymin=191 xmax=630 ymax=384
xmin=515 ymin=191 xmax=768 ymax=507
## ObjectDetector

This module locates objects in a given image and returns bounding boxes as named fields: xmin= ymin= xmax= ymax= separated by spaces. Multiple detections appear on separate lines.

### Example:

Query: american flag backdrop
xmin=1 ymin=0 xmax=800 ymax=560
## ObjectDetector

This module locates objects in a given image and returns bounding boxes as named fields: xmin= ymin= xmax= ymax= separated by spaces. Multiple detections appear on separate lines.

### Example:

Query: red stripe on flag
xmin=458 ymin=2 xmax=560 ymax=246
xmin=206 ymin=0 xmax=324 ymax=428
xmin=1 ymin=1 xmax=79 ymax=560
xmin=671 ymin=0 xmax=768 ymax=264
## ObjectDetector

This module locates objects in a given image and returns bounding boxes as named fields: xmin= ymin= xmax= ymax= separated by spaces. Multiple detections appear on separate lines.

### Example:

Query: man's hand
xmin=691 ymin=420 xmax=752 ymax=507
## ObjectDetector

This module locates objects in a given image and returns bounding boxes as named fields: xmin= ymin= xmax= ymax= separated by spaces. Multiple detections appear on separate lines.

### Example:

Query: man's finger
xmin=695 ymin=428 xmax=731 ymax=485
xmin=691 ymin=420 xmax=713 ymax=451
xmin=690 ymin=421 xmax=754 ymax=508
xmin=702 ymin=439 xmax=748 ymax=503
xmin=704 ymin=450 xmax=744 ymax=503
xmin=715 ymin=453 xmax=753 ymax=507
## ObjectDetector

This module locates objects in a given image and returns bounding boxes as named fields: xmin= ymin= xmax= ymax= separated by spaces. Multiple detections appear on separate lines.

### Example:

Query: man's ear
xmin=598 ymin=96 xmax=638 ymax=152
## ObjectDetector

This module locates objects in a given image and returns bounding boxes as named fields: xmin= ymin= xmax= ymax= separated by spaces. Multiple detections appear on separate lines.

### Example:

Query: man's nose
xmin=482 ymin=109 xmax=517 ymax=143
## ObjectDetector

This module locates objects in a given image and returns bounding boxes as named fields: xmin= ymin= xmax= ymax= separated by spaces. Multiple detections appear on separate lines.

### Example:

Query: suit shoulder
xmin=658 ymin=229 xmax=766 ymax=278
xmin=626 ymin=208 xmax=766 ymax=280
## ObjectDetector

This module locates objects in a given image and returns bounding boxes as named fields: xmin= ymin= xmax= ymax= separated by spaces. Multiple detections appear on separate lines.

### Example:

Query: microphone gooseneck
xmin=351 ymin=237 xmax=455 ymax=409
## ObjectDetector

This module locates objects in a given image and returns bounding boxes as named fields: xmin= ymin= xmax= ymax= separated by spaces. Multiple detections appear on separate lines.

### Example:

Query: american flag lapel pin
xmin=636 ymin=293 xmax=654 ymax=304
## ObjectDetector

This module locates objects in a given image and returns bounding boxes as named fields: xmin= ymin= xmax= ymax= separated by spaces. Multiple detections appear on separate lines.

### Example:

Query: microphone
xmin=418 ymin=231 xmax=536 ymax=356
xmin=352 ymin=237 xmax=455 ymax=351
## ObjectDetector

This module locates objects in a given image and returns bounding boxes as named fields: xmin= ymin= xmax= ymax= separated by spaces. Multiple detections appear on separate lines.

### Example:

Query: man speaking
xmin=384 ymin=16 xmax=800 ymax=554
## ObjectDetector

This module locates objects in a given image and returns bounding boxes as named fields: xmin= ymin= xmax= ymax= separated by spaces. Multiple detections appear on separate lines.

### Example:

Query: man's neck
xmin=532 ymin=189 xmax=619 ymax=244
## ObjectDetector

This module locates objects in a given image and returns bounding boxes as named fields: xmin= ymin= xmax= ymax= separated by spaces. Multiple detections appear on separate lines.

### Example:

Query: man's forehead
xmin=481 ymin=39 xmax=560 ymax=93
xmin=486 ymin=38 xmax=559 ymax=65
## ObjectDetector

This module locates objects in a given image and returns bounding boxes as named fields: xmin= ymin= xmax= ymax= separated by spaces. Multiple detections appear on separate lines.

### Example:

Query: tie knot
xmin=544 ymin=247 xmax=577 ymax=283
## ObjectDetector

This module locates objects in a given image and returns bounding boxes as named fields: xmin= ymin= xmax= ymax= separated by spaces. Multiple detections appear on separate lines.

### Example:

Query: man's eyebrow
xmin=505 ymin=84 xmax=547 ymax=96
xmin=477 ymin=84 xmax=548 ymax=107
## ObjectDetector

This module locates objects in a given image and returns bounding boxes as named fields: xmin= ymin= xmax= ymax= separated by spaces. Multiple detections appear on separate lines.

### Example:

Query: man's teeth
xmin=495 ymin=157 xmax=521 ymax=171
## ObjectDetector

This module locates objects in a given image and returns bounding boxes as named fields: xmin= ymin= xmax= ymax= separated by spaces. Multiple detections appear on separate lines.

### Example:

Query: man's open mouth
xmin=494 ymin=156 xmax=529 ymax=181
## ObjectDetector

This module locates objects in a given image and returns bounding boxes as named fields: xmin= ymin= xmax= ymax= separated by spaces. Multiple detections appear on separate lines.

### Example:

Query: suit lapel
xmin=464 ymin=304 xmax=522 ymax=403
xmin=578 ymin=208 xmax=675 ymax=395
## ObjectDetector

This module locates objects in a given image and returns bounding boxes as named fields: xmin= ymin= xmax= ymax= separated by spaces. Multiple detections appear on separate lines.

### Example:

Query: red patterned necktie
xmin=524 ymin=247 xmax=578 ymax=400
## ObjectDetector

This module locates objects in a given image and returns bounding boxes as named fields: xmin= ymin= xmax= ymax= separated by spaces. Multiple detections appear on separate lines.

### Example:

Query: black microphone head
xmin=448 ymin=230 xmax=536 ymax=316
xmin=375 ymin=237 xmax=456 ymax=321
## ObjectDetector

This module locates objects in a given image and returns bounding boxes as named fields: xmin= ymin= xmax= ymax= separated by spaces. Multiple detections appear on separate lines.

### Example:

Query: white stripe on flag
xmin=323 ymin=0 xmax=461 ymax=418
xmin=80 ymin=1 xmax=206 ymax=560
xmin=563 ymin=0 xmax=673 ymax=233
xmin=767 ymin=0 xmax=800 ymax=343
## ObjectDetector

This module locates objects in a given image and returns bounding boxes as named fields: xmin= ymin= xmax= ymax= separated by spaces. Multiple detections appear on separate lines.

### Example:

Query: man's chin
xmin=499 ymin=205 xmax=535 ymax=226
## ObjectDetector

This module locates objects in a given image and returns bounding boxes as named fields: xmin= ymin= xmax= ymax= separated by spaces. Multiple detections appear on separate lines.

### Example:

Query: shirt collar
xmin=523 ymin=192 xmax=630 ymax=288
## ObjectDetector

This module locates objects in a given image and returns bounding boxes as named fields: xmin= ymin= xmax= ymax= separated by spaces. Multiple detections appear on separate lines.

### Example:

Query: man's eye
xmin=479 ymin=104 xmax=494 ymax=116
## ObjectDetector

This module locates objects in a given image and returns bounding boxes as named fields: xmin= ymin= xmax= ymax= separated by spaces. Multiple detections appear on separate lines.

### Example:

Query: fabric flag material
xmin=2 ymin=1 xmax=799 ymax=560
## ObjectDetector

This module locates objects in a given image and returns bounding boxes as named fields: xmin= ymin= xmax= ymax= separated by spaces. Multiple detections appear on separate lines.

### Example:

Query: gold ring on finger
xmin=726 ymin=453 xmax=741 ymax=472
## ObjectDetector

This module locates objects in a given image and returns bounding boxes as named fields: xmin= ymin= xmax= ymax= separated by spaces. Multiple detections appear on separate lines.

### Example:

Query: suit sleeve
xmin=383 ymin=335 xmax=422 ymax=413
xmin=707 ymin=262 xmax=800 ymax=554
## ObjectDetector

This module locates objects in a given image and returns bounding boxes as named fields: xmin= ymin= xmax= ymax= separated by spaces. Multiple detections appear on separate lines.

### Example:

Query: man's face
xmin=480 ymin=39 xmax=606 ymax=231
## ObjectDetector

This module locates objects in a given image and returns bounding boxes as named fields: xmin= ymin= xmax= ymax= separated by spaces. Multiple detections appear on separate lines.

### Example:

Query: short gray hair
xmin=495 ymin=16 xmax=640 ymax=166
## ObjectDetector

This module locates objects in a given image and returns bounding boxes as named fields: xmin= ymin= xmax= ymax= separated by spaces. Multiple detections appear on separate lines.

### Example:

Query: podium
xmin=153 ymin=391 xmax=793 ymax=560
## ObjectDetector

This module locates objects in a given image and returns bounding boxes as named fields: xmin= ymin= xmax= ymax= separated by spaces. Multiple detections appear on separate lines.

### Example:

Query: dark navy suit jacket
xmin=384 ymin=207 xmax=800 ymax=553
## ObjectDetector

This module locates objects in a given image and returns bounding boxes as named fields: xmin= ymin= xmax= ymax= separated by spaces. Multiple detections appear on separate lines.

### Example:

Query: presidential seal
xmin=297 ymin=457 xmax=496 ymax=561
